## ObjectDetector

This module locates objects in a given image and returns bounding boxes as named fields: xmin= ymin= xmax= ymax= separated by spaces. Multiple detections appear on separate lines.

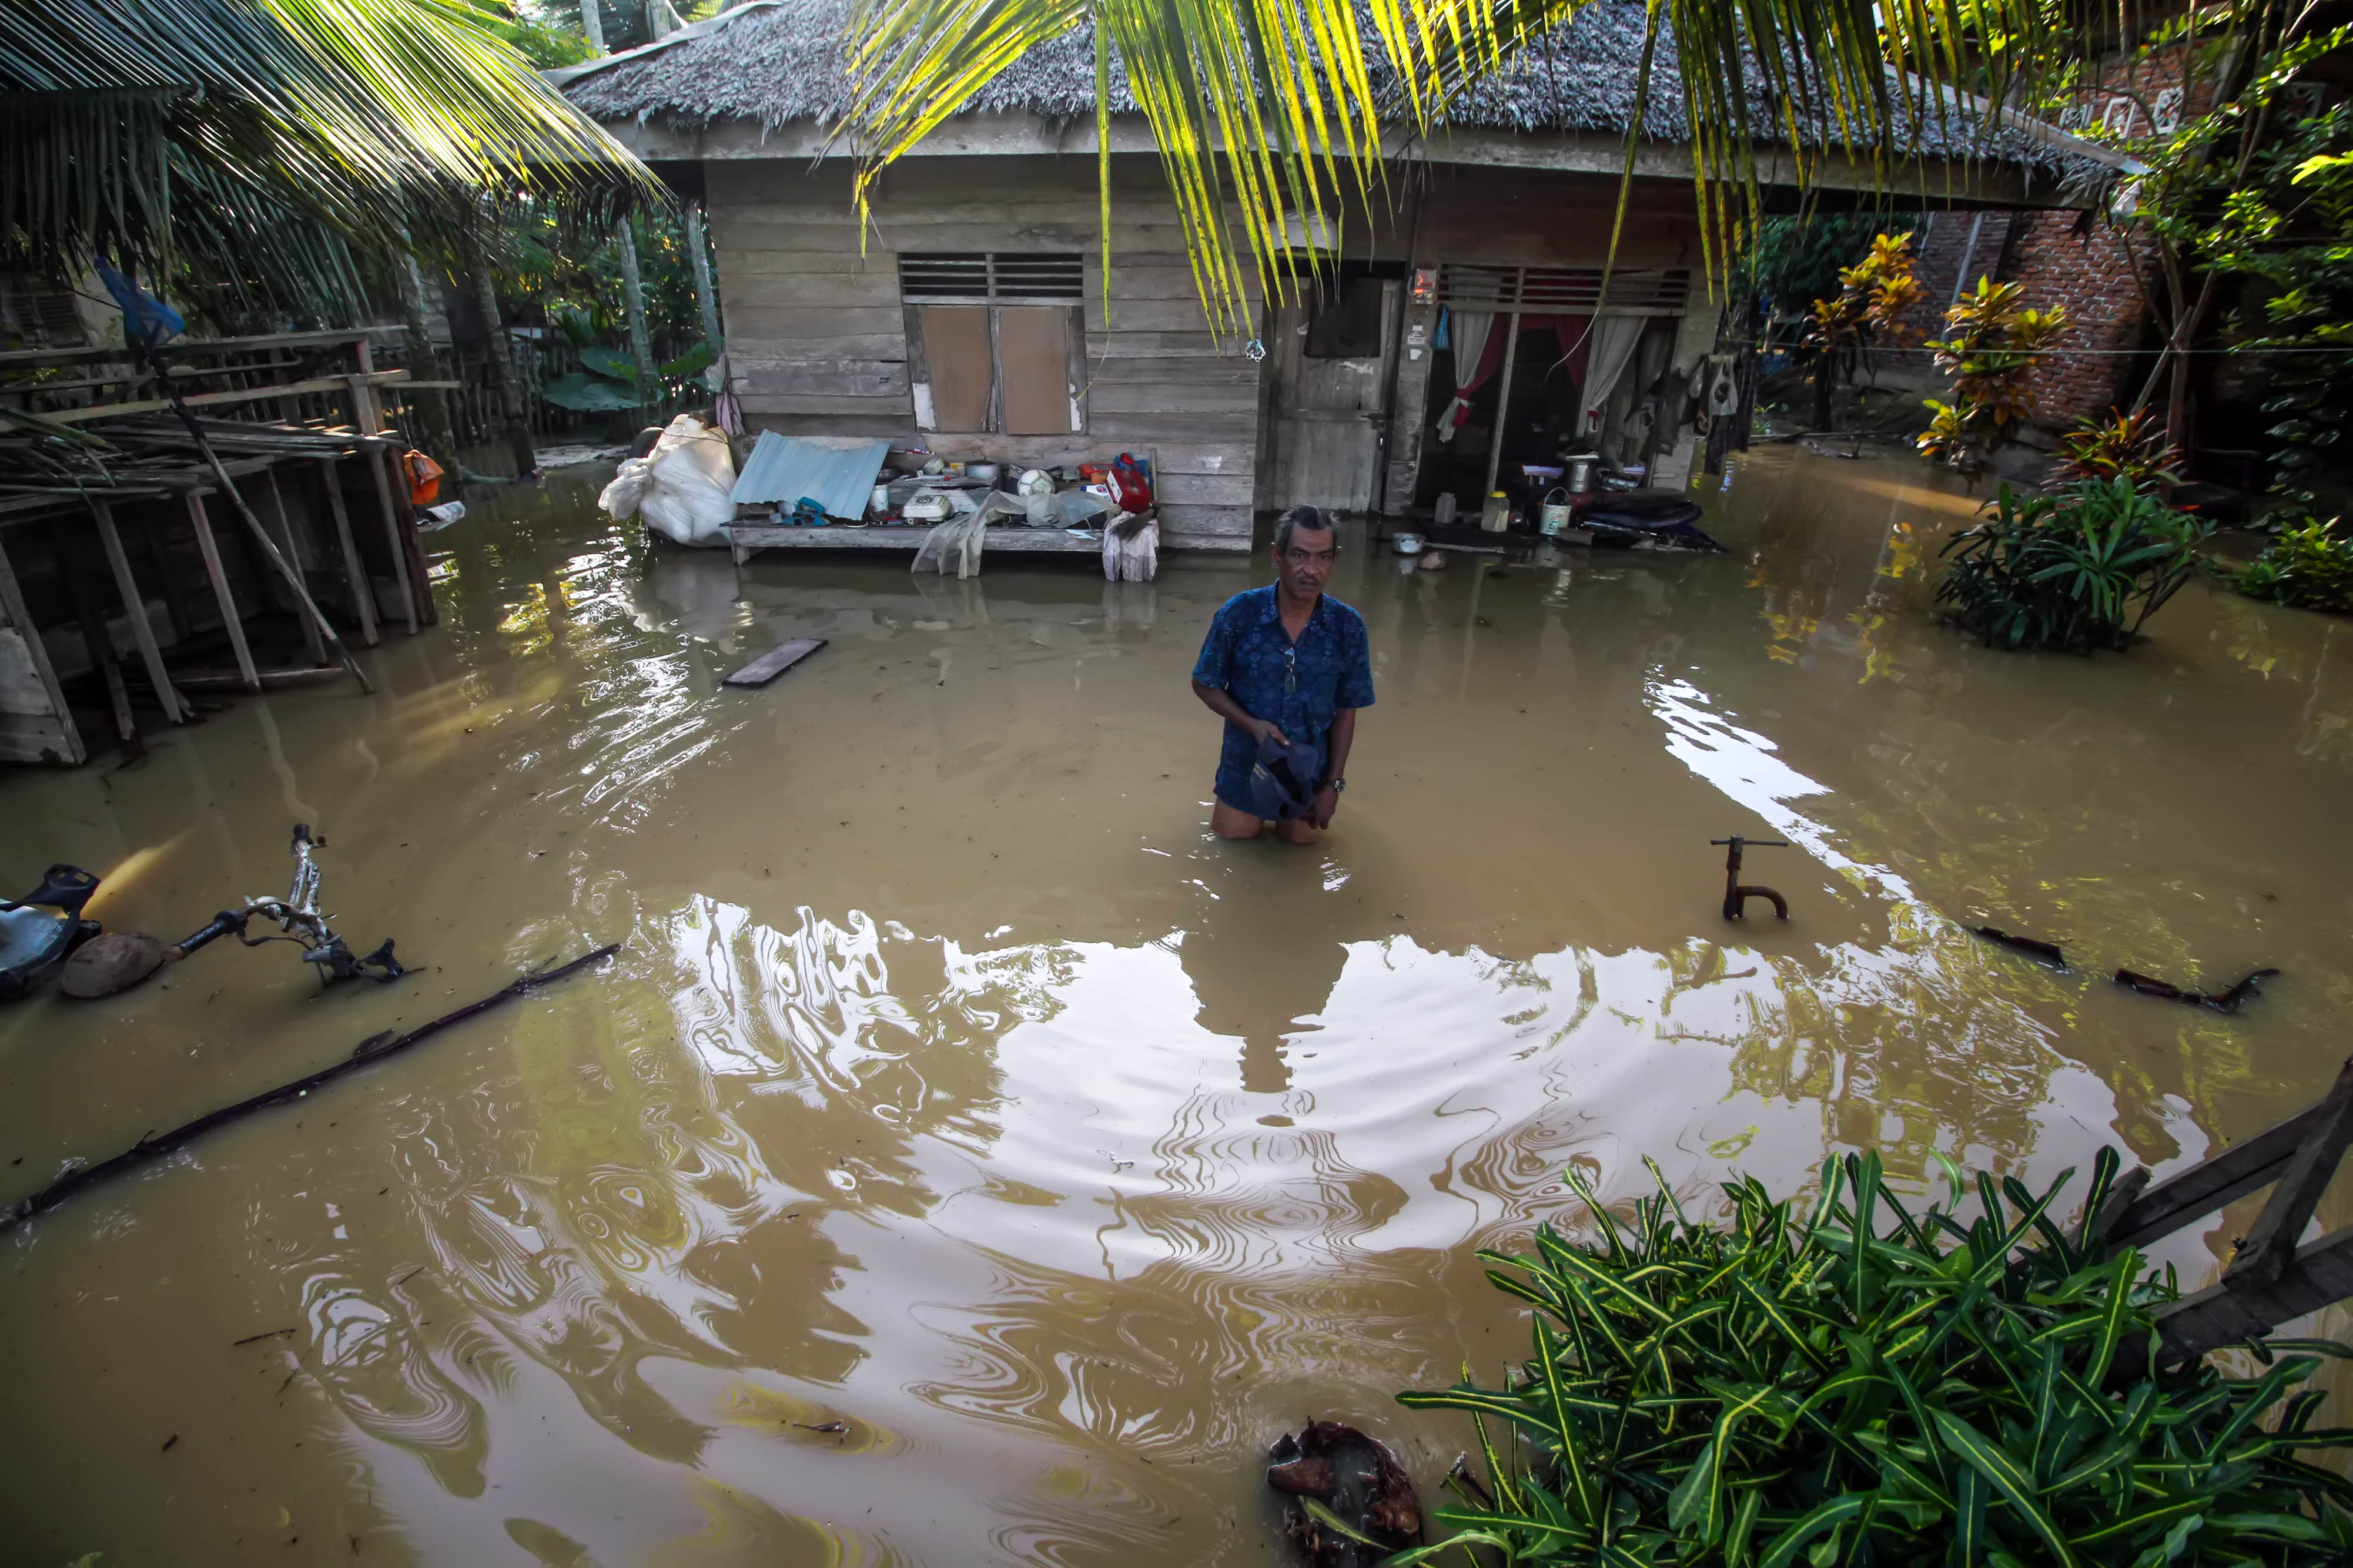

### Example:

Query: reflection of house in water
xmin=558 ymin=0 xmax=2103 ymax=551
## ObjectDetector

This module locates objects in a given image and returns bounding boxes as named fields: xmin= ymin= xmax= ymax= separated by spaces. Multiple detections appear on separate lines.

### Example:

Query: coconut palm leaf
xmin=0 ymin=0 xmax=660 ymax=311
xmin=843 ymin=0 xmax=2059 ymax=330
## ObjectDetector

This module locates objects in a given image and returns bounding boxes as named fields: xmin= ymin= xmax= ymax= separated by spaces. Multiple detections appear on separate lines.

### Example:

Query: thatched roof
xmin=558 ymin=0 xmax=2100 ymax=176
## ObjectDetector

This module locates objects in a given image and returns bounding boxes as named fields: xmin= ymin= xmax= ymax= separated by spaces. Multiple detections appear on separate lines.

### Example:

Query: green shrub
xmin=2227 ymin=518 xmax=2353 ymax=615
xmin=1395 ymin=1153 xmax=2353 ymax=1567
xmin=1935 ymin=478 xmax=2207 ymax=652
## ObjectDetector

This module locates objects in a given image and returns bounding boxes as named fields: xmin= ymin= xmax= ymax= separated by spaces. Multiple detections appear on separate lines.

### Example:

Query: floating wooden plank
xmin=724 ymin=637 xmax=828 ymax=688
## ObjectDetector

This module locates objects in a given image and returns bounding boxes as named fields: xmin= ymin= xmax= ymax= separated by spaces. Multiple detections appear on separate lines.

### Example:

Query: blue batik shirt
xmin=1191 ymin=585 xmax=1375 ymax=809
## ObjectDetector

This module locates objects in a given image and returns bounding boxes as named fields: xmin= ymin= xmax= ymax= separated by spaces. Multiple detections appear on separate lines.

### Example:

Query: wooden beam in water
xmin=2157 ymin=1225 xmax=2353 ymax=1363
xmin=724 ymin=638 xmax=827 ymax=688
xmin=89 ymin=500 xmax=188 ymax=723
xmin=2223 ymin=1057 xmax=2353 ymax=1292
xmin=183 ymin=491 xmax=260 ymax=692
xmin=2104 ymin=1093 xmax=2336 ymax=1254
xmin=263 ymin=467 xmax=327 ymax=667
xmin=316 ymin=458 xmax=378 ymax=648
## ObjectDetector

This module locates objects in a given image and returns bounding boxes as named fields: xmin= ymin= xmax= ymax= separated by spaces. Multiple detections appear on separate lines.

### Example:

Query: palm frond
xmin=0 ymin=0 xmax=661 ymax=307
xmin=844 ymin=0 xmax=2063 ymax=330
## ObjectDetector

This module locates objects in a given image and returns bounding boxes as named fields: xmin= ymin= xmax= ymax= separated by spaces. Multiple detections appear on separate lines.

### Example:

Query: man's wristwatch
xmin=1327 ymin=777 xmax=1346 ymax=794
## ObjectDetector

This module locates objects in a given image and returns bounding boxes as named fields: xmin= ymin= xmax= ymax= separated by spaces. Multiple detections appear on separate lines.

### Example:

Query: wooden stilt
xmin=90 ymin=500 xmax=188 ymax=723
xmin=263 ymin=467 xmax=327 ymax=666
xmin=185 ymin=489 xmax=261 ymax=691
xmin=317 ymin=457 xmax=378 ymax=647
xmin=46 ymin=517 xmax=139 ymax=752
xmin=347 ymin=376 xmax=420 ymax=636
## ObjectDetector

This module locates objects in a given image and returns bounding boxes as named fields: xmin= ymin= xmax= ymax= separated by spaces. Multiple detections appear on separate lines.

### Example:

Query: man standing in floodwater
xmin=1189 ymin=505 xmax=1374 ymax=844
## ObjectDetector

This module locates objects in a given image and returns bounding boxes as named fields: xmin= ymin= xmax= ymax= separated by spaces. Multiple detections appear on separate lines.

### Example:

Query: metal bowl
xmin=1392 ymin=532 xmax=1425 ymax=555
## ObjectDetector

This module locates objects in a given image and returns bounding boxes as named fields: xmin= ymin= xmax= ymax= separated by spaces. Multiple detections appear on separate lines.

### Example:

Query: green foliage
xmin=2075 ymin=12 xmax=2353 ymax=500
xmin=1936 ymin=479 xmax=2208 ymax=652
xmin=846 ymin=0 xmax=2064 ymax=333
xmin=2227 ymin=516 xmax=2353 ymax=614
xmin=1395 ymin=1152 xmax=2353 ymax=1567
xmin=2055 ymin=411 xmax=2184 ymax=490
xmin=1919 ymin=279 xmax=2069 ymax=471
xmin=2 ymin=0 xmax=659 ymax=315
xmin=2200 ymin=100 xmax=2353 ymax=508
xmin=540 ymin=337 xmax=713 ymax=410
xmin=1743 ymin=214 xmax=1923 ymax=319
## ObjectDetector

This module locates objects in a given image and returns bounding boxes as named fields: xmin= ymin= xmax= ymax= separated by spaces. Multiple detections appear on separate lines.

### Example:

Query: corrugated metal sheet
xmin=729 ymin=433 xmax=891 ymax=519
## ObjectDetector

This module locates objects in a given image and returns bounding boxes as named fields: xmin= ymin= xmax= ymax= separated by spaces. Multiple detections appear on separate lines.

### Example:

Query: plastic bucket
xmin=1539 ymin=487 xmax=1572 ymax=537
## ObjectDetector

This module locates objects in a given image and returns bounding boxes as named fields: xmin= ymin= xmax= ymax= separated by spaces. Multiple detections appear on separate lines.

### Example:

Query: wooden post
xmin=90 ymin=500 xmax=188 ymax=722
xmin=0 ymin=531 xmax=84 ymax=765
xmin=46 ymin=517 xmax=139 ymax=751
xmin=1480 ymin=306 xmax=1525 ymax=502
xmin=263 ymin=466 xmax=327 ymax=666
xmin=346 ymin=375 xmax=420 ymax=636
xmin=685 ymin=204 xmax=724 ymax=353
xmin=463 ymin=240 xmax=537 ymax=475
xmin=618 ymin=215 xmax=658 ymax=425
xmin=184 ymin=490 xmax=261 ymax=691
xmin=317 ymin=457 xmax=379 ymax=647
xmin=394 ymin=253 xmax=460 ymax=473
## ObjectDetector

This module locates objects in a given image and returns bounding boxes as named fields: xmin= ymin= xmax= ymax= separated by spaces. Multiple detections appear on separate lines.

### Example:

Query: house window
xmin=0 ymin=277 xmax=86 ymax=349
xmin=901 ymin=253 xmax=1086 ymax=434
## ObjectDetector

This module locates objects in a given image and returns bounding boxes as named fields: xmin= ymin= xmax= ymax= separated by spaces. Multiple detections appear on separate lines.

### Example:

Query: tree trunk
xmin=685 ymin=204 xmax=722 ymax=351
xmin=580 ymin=0 xmax=606 ymax=54
xmin=393 ymin=254 xmax=460 ymax=473
xmin=617 ymin=216 xmax=658 ymax=427
xmin=464 ymin=241 xmax=537 ymax=477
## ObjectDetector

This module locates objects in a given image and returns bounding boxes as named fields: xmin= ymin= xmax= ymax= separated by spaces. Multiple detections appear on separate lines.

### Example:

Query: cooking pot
xmin=1392 ymin=532 xmax=1425 ymax=555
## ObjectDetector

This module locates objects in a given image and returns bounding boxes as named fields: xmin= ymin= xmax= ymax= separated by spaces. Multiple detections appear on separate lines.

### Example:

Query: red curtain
xmin=1442 ymin=312 xmax=1595 ymax=434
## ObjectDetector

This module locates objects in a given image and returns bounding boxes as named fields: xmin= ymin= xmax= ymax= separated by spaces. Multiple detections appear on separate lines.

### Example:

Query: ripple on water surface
xmin=1 ymin=449 xmax=2349 ymax=1564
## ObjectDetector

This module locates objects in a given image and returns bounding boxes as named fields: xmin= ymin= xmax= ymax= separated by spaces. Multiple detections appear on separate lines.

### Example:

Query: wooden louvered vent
xmin=1435 ymin=264 xmax=1691 ymax=314
xmin=899 ymin=253 xmax=1085 ymax=303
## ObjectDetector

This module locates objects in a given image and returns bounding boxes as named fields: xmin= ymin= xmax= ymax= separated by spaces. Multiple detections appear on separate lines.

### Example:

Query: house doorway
xmin=1256 ymin=261 xmax=1402 ymax=515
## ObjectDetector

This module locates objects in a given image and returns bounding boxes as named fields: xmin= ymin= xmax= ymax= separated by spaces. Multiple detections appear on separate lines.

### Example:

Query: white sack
xmin=1102 ymin=511 xmax=1158 ymax=582
xmin=599 ymin=457 xmax=655 ymax=520
xmin=636 ymin=414 xmax=738 ymax=547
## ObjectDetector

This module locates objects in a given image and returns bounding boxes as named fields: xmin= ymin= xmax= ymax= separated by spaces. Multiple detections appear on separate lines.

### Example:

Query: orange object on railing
xmin=400 ymin=450 xmax=444 ymax=506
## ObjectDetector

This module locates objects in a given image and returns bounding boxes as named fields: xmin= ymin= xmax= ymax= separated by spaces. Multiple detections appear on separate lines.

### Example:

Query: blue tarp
xmin=728 ymin=433 xmax=892 ymax=520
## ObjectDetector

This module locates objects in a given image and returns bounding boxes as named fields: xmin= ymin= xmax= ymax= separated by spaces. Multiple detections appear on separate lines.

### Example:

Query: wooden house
xmin=561 ymin=0 xmax=2113 ymax=552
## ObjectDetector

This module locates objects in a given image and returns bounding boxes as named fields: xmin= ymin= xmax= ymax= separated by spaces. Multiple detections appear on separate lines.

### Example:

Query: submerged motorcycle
xmin=1 ymin=825 xmax=403 ymax=1001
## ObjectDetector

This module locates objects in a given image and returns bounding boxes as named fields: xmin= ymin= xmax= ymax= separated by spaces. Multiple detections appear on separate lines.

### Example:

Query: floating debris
xmin=2115 ymin=967 xmax=2280 ymax=1013
xmin=1972 ymin=926 xmax=2067 ymax=969
xmin=1267 ymin=1422 xmax=1421 ymax=1567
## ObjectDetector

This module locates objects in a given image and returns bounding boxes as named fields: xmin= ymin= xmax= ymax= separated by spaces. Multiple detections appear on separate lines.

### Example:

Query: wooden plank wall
xmin=705 ymin=156 xmax=1261 ymax=552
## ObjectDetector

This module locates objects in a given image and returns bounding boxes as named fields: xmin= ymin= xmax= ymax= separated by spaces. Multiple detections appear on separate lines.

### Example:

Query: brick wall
xmin=1897 ymin=210 xmax=2016 ymax=344
xmin=1996 ymin=44 xmax=2203 ymax=427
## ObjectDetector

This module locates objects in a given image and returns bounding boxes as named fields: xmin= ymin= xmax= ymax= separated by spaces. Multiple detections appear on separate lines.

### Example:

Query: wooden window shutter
xmin=996 ymin=308 xmax=1073 ymax=434
xmin=919 ymin=306 xmax=993 ymax=432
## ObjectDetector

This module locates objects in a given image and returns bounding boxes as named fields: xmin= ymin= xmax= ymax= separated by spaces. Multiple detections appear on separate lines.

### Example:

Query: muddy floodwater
xmin=4 ymin=447 xmax=2351 ymax=1565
